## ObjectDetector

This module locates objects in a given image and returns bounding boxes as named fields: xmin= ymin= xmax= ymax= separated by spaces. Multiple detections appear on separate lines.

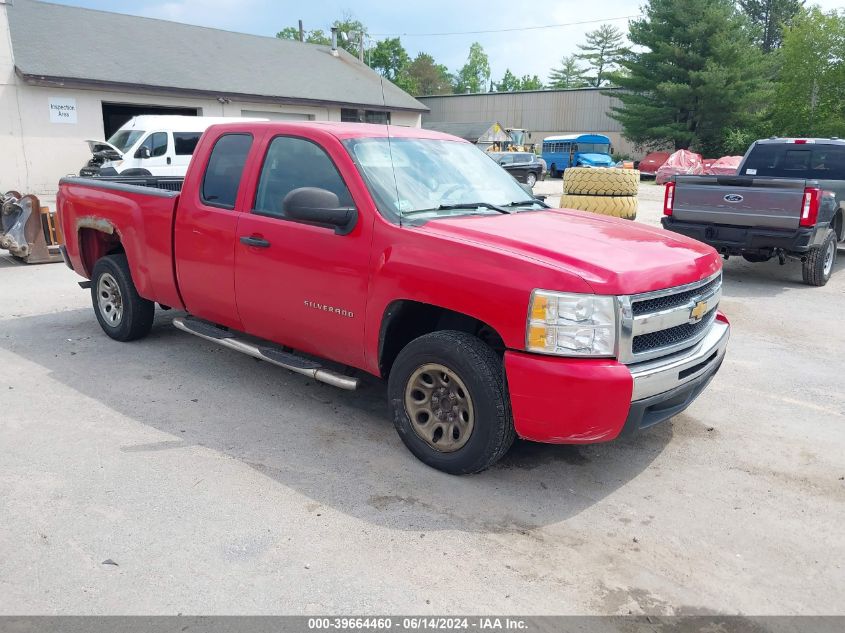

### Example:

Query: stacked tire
xmin=561 ymin=167 xmax=639 ymax=220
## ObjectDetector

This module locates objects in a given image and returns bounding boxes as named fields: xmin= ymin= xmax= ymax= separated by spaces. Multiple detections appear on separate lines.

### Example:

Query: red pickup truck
xmin=57 ymin=121 xmax=730 ymax=474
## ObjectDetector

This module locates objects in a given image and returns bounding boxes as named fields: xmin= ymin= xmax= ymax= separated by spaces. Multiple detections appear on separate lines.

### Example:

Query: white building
xmin=0 ymin=0 xmax=426 ymax=203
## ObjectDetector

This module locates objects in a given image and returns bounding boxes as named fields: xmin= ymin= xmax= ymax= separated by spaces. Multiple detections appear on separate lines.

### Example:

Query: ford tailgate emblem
xmin=724 ymin=194 xmax=744 ymax=203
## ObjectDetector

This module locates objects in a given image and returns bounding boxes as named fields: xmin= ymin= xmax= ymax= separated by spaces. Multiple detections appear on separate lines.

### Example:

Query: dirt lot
xmin=1 ymin=181 xmax=843 ymax=615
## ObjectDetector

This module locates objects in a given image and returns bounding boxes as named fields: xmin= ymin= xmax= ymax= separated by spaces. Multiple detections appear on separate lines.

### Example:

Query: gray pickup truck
xmin=662 ymin=138 xmax=844 ymax=286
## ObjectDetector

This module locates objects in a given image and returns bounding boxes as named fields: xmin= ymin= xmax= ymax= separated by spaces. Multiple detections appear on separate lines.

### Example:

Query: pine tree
xmin=576 ymin=25 xmax=626 ymax=87
xmin=738 ymin=0 xmax=805 ymax=52
xmin=610 ymin=0 xmax=768 ymax=154
xmin=548 ymin=55 xmax=588 ymax=89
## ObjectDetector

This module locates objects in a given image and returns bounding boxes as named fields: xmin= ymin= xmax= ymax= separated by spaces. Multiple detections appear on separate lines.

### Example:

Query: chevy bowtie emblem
xmin=690 ymin=300 xmax=708 ymax=321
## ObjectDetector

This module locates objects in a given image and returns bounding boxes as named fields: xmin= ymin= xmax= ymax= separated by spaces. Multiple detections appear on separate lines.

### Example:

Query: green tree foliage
xmin=369 ymin=37 xmax=411 ymax=85
xmin=577 ymin=24 xmax=627 ymax=87
xmin=332 ymin=16 xmax=367 ymax=57
xmin=548 ymin=54 xmax=588 ymax=89
xmin=405 ymin=53 xmax=454 ymax=95
xmin=275 ymin=26 xmax=330 ymax=45
xmin=496 ymin=69 xmax=520 ymax=91
xmin=276 ymin=15 xmax=365 ymax=53
xmin=495 ymin=69 xmax=544 ymax=92
xmin=770 ymin=8 xmax=845 ymax=137
xmin=738 ymin=0 xmax=805 ymax=52
xmin=455 ymin=42 xmax=491 ymax=93
xmin=518 ymin=74 xmax=544 ymax=90
xmin=610 ymin=0 xmax=768 ymax=154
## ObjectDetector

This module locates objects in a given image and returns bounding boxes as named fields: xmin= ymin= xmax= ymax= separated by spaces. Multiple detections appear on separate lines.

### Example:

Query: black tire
xmin=802 ymin=229 xmax=837 ymax=287
xmin=388 ymin=330 xmax=515 ymax=475
xmin=742 ymin=253 xmax=771 ymax=263
xmin=550 ymin=164 xmax=558 ymax=178
xmin=91 ymin=254 xmax=155 ymax=341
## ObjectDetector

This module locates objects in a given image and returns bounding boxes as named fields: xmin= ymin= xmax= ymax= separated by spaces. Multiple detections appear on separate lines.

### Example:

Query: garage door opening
xmin=101 ymin=102 xmax=200 ymax=138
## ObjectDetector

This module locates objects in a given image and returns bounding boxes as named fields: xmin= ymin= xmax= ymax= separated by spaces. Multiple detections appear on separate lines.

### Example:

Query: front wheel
xmin=525 ymin=172 xmax=537 ymax=187
xmin=91 ymin=254 xmax=155 ymax=341
xmin=802 ymin=229 xmax=837 ymax=286
xmin=388 ymin=331 xmax=515 ymax=474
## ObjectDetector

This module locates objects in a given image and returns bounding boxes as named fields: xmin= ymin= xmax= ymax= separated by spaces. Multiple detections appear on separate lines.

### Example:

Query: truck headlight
xmin=526 ymin=290 xmax=617 ymax=357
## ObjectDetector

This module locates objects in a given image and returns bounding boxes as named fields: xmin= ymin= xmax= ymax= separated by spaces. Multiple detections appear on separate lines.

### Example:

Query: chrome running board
xmin=172 ymin=316 xmax=359 ymax=391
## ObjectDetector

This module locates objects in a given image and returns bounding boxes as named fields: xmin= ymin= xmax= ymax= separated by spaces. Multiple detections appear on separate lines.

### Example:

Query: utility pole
xmin=359 ymin=31 xmax=364 ymax=62
xmin=298 ymin=19 xmax=304 ymax=43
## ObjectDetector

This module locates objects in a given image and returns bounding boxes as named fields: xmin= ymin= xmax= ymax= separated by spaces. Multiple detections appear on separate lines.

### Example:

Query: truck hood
xmin=85 ymin=139 xmax=124 ymax=158
xmin=421 ymin=209 xmax=721 ymax=295
xmin=577 ymin=153 xmax=614 ymax=167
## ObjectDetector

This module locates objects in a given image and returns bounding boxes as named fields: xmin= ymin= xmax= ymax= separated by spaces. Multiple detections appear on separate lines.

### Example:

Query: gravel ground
xmin=1 ymin=181 xmax=843 ymax=615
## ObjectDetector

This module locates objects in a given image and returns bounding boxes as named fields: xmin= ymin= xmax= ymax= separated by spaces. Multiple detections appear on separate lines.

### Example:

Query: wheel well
xmin=378 ymin=300 xmax=506 ymax=378
xmin=833 ymin=209 xmax=844 ymax=240
xmin=78 ymin=227 xmax=123 ymax=276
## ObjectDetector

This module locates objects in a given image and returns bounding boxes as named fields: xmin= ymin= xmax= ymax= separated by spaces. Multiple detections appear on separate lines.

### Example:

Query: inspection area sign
xmin=48 ymin=97 xmax=77 ymax=124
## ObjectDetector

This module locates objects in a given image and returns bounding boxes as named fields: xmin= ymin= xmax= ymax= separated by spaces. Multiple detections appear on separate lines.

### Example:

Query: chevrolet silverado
xmin=57 ymin=122 xmax=730 ymax=474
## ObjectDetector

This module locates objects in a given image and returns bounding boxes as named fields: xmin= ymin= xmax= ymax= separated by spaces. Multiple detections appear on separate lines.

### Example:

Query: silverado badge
xmin=690 ymin=300 xmax=708 ymax=321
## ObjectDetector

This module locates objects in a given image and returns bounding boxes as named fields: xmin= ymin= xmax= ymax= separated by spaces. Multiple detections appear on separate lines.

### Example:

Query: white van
xmin=81 ymin=115 xmax=267 ymax=178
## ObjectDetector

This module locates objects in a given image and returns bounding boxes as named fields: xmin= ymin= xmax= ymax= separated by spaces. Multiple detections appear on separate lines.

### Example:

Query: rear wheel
xmin=388 ymin=330 xmax=515 ymax=474
xmin=802 ymin=229 xmax=837 ymax=286
xmin=91 ymin=254 xmax=155 ymax=341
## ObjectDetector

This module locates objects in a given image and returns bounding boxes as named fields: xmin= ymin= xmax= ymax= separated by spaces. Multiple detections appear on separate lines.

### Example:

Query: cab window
xmin=138 ymin=131 xmax=168 ymax=158
xmin=201 ymin=133 xmax=253 ymax=209
xmin=254 ymin=136 xmax=353 ymax=219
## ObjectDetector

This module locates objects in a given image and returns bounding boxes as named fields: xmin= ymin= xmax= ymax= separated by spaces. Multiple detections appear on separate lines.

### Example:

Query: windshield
xmin=344 ymin=137 xmax=539 ymax=220
xmin=106 ymin=129 xmax=145 ymax=153
xmin=509 ymin=130 xmax=525 ymax=146
xmin=577 ymin=143 xmax=611 ymax=155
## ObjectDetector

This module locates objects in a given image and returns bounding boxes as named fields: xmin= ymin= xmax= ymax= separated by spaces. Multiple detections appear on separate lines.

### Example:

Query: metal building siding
xmin=419 ymin=90 xmax=623 ymax=132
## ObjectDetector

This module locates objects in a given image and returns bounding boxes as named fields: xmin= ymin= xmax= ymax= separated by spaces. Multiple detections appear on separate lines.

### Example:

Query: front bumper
xmin=504 ymin=318 xmax=730 ymax=444
xmin=662 ymin=216 xmax=817 ymax=255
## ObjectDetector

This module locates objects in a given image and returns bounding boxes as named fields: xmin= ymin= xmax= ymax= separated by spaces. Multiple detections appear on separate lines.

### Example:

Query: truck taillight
xmin=663 ymin=182 xmax=675 ymax=216
xmin=800 ymin=187 xmax=820 ymax=227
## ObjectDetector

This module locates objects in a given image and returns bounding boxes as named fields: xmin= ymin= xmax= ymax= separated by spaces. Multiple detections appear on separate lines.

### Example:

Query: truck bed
xmin=672 ymin=175 xmax=808 ymax=230
xmin=57 ymin=176 xmax=184 ymax=310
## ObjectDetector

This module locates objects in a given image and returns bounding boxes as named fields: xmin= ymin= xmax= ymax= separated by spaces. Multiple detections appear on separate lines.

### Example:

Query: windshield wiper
xmin=435 ymin=202 xmax=512 ymax=214
xmin=505 ymin=198 xmax=549 ymax=209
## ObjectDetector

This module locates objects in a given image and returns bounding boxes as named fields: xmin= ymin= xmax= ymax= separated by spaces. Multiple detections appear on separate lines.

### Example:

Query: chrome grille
xmin=632 ymin=308 xmax=717 ymax=354
xmin=617 ymin=271 xmax=722 ymax=364
xmin=632 ymin=276 xmax=721 ymax=316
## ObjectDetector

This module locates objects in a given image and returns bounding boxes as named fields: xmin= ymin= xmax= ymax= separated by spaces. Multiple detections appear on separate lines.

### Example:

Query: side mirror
xmin=282 ymin=187 xmax=357 ymax=235
xmin=136 ymin=146 xmax=151 ymax=159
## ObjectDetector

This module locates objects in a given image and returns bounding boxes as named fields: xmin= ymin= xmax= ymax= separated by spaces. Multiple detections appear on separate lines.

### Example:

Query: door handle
xmin=166 ymin=157 xmax=172 ymax=165
xmin=240 ymin=235 xmax=271 ymax=248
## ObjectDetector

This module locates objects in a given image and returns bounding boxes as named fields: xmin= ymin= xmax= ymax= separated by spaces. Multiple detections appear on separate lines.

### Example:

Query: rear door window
xmin=201 ymin=133 xmax=253 ymax=209
xmin=742 ymin=143 xmax=845 ymax=180
xmin=174 ymin=132 xmax=202 ymax=156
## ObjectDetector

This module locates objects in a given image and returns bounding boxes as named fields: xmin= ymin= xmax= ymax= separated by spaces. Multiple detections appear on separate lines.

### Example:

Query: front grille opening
xmin=632 ymin=277 xmax=720 ymax=316
xmin=632 ymin=309 xmax=717 ymax=354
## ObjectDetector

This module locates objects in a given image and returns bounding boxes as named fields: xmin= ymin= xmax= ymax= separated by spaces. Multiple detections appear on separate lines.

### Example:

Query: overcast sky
xmin=49 ymin=0 xmax=844 ymax=84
